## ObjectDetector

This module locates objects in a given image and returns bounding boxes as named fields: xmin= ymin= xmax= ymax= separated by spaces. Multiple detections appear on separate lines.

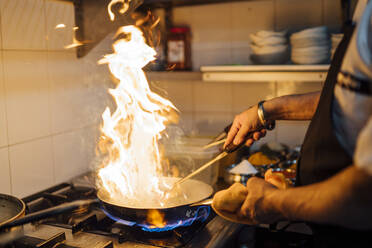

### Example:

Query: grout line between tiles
xmin=321 ymin=0 xmax=325 ymax=26
xmin=6 ymin=123 xmax=99 ymax=148
xmin=1 ymin=48 xmax=76 ymax=53
xmin=44 ymin=0 xmax=58 ymax=184
xmin=0 ymin=3 xmax=13 ymax=194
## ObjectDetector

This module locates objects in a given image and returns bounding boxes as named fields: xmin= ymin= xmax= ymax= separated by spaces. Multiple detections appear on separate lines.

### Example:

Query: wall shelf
xmin=201 ymin=65 xmax=329 ymax=83
xmin=201 ymin=64 xmax=330 ymax=72
xmin=143 ymin=0 xmax=253 ymax=8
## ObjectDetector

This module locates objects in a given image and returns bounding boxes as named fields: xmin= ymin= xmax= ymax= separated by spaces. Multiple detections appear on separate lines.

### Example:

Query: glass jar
xmin=167 ymin=27 xmax=191 ymax=70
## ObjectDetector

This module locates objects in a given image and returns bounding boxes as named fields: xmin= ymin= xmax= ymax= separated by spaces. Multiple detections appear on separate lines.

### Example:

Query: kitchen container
xmin=167 ymin=27 xmax=191 ymax=70
xmin=223 ymin=160 xmax=259 ymax=185
xmin=164 ymin=137 xmax=219 ymax=186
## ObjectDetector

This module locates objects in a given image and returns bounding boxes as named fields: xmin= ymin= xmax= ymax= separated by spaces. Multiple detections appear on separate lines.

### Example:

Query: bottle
xmin=167 ymin=27 xmax=191 ymax=70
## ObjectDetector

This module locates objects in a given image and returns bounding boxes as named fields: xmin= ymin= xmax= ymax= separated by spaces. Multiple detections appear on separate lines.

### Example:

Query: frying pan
xmin=0 ymin=177 xmax=213 ymax=232
xmin=0 ymin=193 xmax=26 ymax=244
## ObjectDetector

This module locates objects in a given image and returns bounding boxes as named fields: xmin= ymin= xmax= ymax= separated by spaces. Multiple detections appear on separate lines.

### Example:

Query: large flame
xmin=97 ymin=25 xmax=178 ymax=206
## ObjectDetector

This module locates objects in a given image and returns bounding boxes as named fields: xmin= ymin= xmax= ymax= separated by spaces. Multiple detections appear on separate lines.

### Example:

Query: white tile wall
xmin=323 ymin=0 xmax=343 ymax=32
xmin=3 ymin=51 xmax=51 ymax=145
xmin=194 ymin=81 xmax=232 ymax=113
xmin=274 ymin=0 xmax=323 ymax=31
xmin=276 ymin=120 xmax=310 ymax=147
xmin=0 ymin=0 xmax=47 ymax=50
xmin=0 ymin=0 xmax=105 ymax=196
xmin=172 ymin=0 xmax=342 ymax=70
xmin=194 ymin=111 xmax=232 ymax=136
xmin=9 ymin=137 xmax=54 ymax=197
xmin=231 ymin=1 xmax=274 ymax=65
xmin=277 ymin=81 xmax=323 ymax=96
xmin=232 ymin=81 xmax=276 ymax=114
xmin=45 ymin=0 xmax=75 ymax=51
xmin=148 ymin=72 xmax=323 ymax=147
xmin=160 ymin=80 xmax=193 ymax=112
xmin=48 ymin=52 xmax=88 ymax=133
xmin=0 ymin=0 xmax=335 ymax=196
xmin=53 ymin=127 xmax=97 ymax=184
xmin=0 ymin=55 xmax=8 ymax=148
xmin=0 ymin=147 xmax=11 ymax=194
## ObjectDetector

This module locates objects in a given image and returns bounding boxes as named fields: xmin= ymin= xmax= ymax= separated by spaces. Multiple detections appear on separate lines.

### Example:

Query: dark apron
xmin=296 ymin=23 xmax=372 ymax=247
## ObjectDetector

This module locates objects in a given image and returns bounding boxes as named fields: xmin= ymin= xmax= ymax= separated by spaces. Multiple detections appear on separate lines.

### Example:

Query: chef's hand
xmin=212 ymin=183 xmax=248 ymax=223
xmin=223 ymin=105 xmax=267 ymax=151
xmin=213 ymin=178 xmax=282 ymax=225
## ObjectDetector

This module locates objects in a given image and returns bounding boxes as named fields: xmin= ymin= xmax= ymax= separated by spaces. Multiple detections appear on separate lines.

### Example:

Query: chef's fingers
xmin=233 ymin=125 xmax=250 ymax=146
xmin=260 ymin=129 xmax=267 ymax=137
xmin=224 ymin=121 xmax=241 ymax=149
xmin=252 ymin=131 xmax=262 ymax=141
xmin=245 ymin=138 xmax=254 ymax=146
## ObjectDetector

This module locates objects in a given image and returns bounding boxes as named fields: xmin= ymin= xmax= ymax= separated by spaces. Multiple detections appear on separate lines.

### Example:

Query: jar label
xmin=168 ymin=41 xmax=185 ymax=63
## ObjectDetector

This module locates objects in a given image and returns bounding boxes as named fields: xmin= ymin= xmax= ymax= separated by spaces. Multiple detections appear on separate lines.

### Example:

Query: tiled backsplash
xmin=0 ymin=0 xmax=110 ymax=197
xmin=172 ymin=0 xmax=342 ymax=70
xmin=148 ymin=72 xmax=323 ymax=149
xmin=0 ymin=0 xmax=328 ymax=197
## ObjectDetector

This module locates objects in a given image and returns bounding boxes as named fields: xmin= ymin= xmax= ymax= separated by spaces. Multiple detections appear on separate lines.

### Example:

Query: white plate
xmin=292 ymin=45 xmax=329 ymax=54
xmin=255 ymin=30 xmax=287 ymax=38
xmin=250 ymin=44 xmax=288 ymax=55
xmin=250 ymin=34 xmax=287 ymax=46
xmin=291 ymin=26 xmax=328 ymax=39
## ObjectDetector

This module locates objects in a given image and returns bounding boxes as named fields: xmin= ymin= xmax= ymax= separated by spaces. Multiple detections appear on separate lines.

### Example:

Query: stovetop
xmin=3 ymin=172 xmax=314 ymax=248
xmin=3 ymin=173 xmax=244 ymax=248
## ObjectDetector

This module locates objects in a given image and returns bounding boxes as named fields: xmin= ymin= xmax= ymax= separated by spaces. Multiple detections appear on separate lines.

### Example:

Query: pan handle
xmin=189 ymin=198 xmax=213 ymax=207
xmin=0 ymin=198 xmax=99 ymax=231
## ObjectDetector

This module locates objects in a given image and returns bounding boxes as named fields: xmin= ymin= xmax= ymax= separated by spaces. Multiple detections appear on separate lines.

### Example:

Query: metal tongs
xmin=173 ymin=121 xmax=275 ymax=188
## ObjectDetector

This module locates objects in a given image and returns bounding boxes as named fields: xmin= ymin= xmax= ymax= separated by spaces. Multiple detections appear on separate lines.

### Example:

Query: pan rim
xmin=97 ymin=177 xmax=213 ymax=210
xmin=0 ymin=193 xmax=26 ymax=228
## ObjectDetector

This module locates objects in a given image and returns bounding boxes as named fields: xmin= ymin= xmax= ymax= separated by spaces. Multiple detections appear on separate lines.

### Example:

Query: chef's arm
xmin=224 ymin=91 xmax=321 ymax=148
xmin=269 ymin=165 xmax=372 ymax=229
xmin=263 ymin=91 xmax=321 ymax=121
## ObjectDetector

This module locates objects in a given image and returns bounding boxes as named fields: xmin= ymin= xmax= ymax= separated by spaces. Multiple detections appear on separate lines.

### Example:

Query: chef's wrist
xmin=257 ymin=100 xmax=275 ymax=129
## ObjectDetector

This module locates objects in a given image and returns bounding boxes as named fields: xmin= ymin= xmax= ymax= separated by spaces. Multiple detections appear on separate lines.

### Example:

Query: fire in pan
xmin=0 ymin=177 xmax=213 ymax=234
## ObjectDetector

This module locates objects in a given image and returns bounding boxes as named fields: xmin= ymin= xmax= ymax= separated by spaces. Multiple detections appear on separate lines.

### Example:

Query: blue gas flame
xmin=102 ymin=206 xmax=210 ymax=232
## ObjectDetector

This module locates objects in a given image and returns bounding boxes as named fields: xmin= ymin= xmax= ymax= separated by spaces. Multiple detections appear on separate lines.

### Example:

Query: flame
xmin=96 ymin=25 xmax=178 ymax=206
xmin=64 ymin=27 xmax=84 ymax=49
xmin=55 ymin=23 xmax=66 ymax=29
xmin=108 ymin=0 xmax=132 ymax=21
xmin=146 ymin=209 xmax=166 ymax=229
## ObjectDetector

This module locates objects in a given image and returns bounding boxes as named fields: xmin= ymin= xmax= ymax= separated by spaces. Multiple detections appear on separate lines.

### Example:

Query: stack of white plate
xmin=249 ymin=30 xmax=289 ymax=64
xmin=290 ymin=26 xmax=330 ymax=64
xmin=331 ymin=33 xmax=344 ymax=59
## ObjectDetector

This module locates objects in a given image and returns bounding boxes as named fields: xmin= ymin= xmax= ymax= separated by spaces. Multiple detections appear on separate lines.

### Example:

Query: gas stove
xmin=3 ymin=172 xmax=314 ymax=248
xmin=3 ymin=173 xmax=244 ymax=248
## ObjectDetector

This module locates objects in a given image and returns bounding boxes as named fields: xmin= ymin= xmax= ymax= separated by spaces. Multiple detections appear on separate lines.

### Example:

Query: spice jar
xmin=167 ymin=27 xmax=191 ymax=70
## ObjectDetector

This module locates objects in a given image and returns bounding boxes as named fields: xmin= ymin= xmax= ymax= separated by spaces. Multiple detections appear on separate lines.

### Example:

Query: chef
xmin=213 ymin=0 xmax=372 ymax=246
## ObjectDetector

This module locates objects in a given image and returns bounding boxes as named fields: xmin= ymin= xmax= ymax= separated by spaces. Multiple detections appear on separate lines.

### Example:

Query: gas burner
xmin=19 ymin=182 xmax=217 ymax=248
xmin=101 ymin=206 xmax=211 ymax=232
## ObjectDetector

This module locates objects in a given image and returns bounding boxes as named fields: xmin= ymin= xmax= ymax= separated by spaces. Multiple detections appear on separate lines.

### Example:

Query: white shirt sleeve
xmin=354 ymin=116 xmax=372 ymax=175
